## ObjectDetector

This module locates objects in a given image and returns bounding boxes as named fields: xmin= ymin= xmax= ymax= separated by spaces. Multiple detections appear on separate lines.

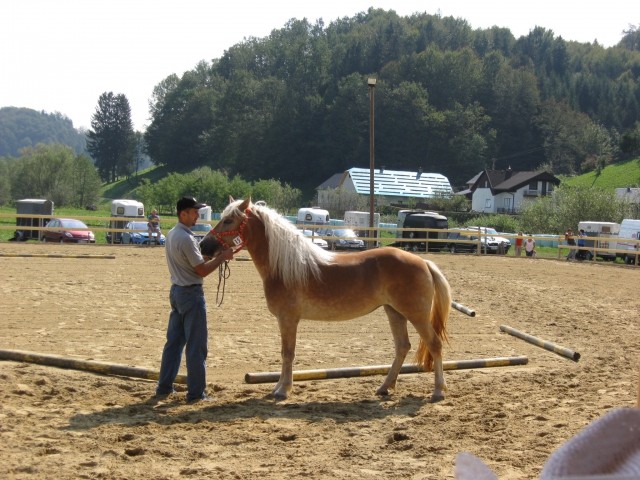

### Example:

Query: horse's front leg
xmin=273 ymin=315 xmax=300 ymax=400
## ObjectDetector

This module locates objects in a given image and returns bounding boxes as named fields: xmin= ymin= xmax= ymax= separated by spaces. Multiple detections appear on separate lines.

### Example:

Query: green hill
xmin=99 ymin=166 xmax=168 ymax=205
xmin=562 ymin=159 xmax=640 ymax=189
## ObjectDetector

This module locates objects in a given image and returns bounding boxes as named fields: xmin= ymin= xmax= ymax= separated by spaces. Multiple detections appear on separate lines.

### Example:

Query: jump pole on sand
xmin=0 ymin=349 xmax=187 ymax=384
xmin=0 ymin=253 xmax=115 ymax=259
xmin=499 ymin=325 xmax=581 ymax=362
xmin=244 ymin=356 xmax=528 ymax=384
xmin=451 ymin=301 xmax=475 ymax=317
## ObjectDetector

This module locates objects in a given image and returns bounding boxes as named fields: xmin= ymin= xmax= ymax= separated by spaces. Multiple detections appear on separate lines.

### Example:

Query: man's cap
xmin=177 ymin=196 xmax=206 ymax=212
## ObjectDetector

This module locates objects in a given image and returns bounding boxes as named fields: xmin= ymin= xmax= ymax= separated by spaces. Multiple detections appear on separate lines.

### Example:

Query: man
xmin=147 ymin=209 xmax=161 ymax=246
xmin=565 ymin=227 xmax=576 ymax=261
xmin=156 ymin=196 xmax=234 ymax=403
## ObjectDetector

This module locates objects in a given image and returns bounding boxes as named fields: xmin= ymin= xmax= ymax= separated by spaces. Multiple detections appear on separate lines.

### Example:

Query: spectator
xmin=515 ymin=232 xmax=524 ymax=257
xmin=564 ymin=227 xmax=576 ymax=261
xmin=525 ymin=235 xmax=536 ymax=258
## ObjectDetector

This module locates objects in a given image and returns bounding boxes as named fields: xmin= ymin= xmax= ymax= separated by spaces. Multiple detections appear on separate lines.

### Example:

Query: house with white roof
xmin=316 ymin=167 xmax=453 ymax=209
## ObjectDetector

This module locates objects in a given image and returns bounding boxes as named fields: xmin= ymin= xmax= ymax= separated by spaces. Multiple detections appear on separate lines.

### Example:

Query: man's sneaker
xmin=187 ymin=394 xmax=213 ymax=404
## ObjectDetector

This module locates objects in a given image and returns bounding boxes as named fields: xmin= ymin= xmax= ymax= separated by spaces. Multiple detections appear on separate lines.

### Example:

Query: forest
xmin=144 ymin=8 xmax=640 ymax=193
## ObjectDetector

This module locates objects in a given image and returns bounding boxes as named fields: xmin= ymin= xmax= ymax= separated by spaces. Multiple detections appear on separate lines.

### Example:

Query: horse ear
xmin=228 ymin=195 xmax=235 ymax=204
xmin=239 ymin=198 xmax=251 ymax=210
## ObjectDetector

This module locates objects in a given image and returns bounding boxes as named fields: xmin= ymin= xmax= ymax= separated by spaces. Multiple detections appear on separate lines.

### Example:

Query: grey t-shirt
xmin=165 ymin=222 xmax=204 ymax=286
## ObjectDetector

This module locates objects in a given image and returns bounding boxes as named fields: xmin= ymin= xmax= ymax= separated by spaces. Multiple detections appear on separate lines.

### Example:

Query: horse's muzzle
xmin=199 ymin=233 xmax=223 ymax=258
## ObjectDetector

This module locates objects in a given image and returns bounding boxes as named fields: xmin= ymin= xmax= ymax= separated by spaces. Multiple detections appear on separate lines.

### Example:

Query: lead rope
xmin=215 ymin=260 xmax=231 ymax=307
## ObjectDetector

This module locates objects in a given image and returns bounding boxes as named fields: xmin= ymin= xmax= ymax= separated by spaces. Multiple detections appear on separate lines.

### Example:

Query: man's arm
xmin=194 ymin=248 xmax=234 ymax=278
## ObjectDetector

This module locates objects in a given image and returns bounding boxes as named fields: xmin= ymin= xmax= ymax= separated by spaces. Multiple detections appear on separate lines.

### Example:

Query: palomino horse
xmin=201 ymin=198 xmax=452 ymax=402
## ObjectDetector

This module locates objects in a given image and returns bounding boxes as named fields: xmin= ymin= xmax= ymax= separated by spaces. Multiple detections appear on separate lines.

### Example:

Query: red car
xmin=42 ymin=218 xmax=95 ymax=243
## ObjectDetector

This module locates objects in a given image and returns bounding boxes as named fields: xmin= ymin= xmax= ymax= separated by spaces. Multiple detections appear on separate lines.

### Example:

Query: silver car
xmin=317 ymin=227 xmax=365 ymax=251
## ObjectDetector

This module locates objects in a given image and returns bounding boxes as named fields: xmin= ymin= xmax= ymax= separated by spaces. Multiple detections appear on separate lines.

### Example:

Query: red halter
xmin=213 ymin=208 xmax=251 ymax=253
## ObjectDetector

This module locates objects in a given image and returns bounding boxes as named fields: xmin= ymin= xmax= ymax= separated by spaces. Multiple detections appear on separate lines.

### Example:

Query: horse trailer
xmin=613 ymin=218 xmax=640 ymax=264
xmin=106 ymin=199 xmax=145 ymax=244
xmin=297 ymin=207 xmax=330 ymax=226
xmin=344 ymin=210 xmax=380 ymax=246
xmin=13 ymin=198 xmax=54 ymax=241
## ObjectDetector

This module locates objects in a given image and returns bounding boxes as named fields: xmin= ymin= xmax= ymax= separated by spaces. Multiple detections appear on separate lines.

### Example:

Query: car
xmin=445 ymin=230 xmax=485 ymax=254
xmin=191 ymin=223 xmax=212 ymax=241
xmin=466 ymin=226 xmax=511 ymax=254
xmin=317 ymin=227 xmax=365 ymax=251
xmin=41 ymin=218 xmax=95 ymax=243
xmin=302 ymin=229 xmax=329 ymax=249
xmin=445 ymin=228 xmax=509 ymax=254
xmin=121 ymin=221 xmax=166 ymax=245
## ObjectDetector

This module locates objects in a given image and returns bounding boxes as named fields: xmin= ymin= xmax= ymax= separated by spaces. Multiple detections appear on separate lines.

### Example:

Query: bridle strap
xmin=213 ymin=208 xmax=251 ymax=253
xmin=212 ymin=208 xmax=252 ymax=306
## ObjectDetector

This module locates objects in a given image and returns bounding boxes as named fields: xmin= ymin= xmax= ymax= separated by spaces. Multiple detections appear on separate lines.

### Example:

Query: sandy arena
xmin=0 ymin=242 xmax=638 ymax=479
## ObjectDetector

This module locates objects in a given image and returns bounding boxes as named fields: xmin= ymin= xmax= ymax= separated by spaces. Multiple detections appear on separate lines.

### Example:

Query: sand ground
xmin=0 ymin=242 xmax=638 ymax=479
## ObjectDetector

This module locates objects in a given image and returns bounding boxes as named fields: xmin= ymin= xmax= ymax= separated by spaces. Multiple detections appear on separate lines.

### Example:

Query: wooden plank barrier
xmin=244 ymin=355 xmax=528 ymax=384
xmin=0 ymin=349 xmax=186 ymax=384
xmin=499 ymin=325 xmax=581 ymax=362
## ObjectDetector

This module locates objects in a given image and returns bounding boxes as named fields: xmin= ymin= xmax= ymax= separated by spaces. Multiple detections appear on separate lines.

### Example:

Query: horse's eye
xmin=223 ymin=218 xmax=233 ymax=225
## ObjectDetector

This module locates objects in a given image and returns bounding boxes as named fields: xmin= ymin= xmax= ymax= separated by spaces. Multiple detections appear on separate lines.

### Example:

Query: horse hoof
xmin=430 ymin=392 xmax=445 ymax=403
xmin=272 ymin=388 xmax=289 ymax=401
xmin=375 ymin=387 xmax=391 ymax=396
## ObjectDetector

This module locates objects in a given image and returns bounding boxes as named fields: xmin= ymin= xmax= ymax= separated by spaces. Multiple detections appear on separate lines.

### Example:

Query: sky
xmin=1 ymin=1 xmax=636 ymax=132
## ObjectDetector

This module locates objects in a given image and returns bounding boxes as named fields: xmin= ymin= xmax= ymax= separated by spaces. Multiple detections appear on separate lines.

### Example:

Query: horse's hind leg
xmin=377 ymin=306 xmax=411 ymax=396
xmin=273 ymin=315 xmax=300 ymax=400
xmin=409 ymin=317 xmax=446 ymax=402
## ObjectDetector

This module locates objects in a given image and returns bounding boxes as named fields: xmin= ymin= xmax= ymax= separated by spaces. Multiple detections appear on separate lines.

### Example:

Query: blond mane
xmin=221 ymin=200 xmax=334 ymax=288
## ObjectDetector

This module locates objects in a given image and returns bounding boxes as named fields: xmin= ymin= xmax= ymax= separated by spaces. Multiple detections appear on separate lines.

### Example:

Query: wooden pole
xmin=499 ymin=325 xmax=580 ymax=362
xmin=244 ymin=356 xmax=528 ymax=384
xmin=0 ymin=349 xmax=186 ymax=383
xmin=0 ymin=253 xmax=115 ymax=259
xmin=451 ymin=301 xmax=476 ymax=317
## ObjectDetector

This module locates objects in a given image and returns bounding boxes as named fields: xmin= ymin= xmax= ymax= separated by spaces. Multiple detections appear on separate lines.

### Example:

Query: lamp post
xmin=367 ymin=77 xmax=376 ymax=249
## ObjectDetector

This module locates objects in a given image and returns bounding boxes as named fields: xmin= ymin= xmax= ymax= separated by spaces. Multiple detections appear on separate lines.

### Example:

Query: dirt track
xmin=0 ymin=242 xmax=638 ymax=479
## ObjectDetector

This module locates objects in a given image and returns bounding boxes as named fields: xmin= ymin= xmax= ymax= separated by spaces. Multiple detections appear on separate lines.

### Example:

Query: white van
xmin=577 ymin=221 xmax=620 ymax=261
xmin=614 ymin=219 xmax=640 ymax=264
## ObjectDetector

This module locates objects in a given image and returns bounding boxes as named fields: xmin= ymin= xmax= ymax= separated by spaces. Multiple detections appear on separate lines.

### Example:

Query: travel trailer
xmin=576 ymin=221 xmax=620 ymax=261
xmin=106 ymin=199 xmax=145 ymax=244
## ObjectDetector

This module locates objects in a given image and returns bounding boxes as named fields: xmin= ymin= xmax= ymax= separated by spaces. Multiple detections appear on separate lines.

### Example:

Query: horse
xmin=200 ymin=198 xmax=452 ymax=402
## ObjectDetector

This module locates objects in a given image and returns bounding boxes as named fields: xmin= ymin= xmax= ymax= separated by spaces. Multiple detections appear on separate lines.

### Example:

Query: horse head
xmin=205 ymin=197 xmax=253 ymax=254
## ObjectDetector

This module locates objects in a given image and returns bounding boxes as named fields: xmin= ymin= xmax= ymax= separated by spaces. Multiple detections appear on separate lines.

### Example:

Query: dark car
xmin=42 ymin=218 xmax=95 ymax=243
xmin=445 ymin=230 xmax=485 ymax=254
xmin=317 ymin=227 xmax=365 ymax=250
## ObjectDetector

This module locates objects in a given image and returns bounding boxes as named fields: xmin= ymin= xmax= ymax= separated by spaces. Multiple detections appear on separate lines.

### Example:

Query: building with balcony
xmin=467 ymin=168 xmax=561 ymax=214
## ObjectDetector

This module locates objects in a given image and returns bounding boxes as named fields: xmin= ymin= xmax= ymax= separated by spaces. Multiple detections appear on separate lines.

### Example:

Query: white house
xmin=468 ymin=168 xmax=560 ymax=213
xmin=316 ymin=167 xmax=453 ymax=209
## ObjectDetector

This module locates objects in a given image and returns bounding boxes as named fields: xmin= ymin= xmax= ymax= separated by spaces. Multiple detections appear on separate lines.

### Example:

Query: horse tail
xmin=414 ymin=259 xmax=452 ymax=372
